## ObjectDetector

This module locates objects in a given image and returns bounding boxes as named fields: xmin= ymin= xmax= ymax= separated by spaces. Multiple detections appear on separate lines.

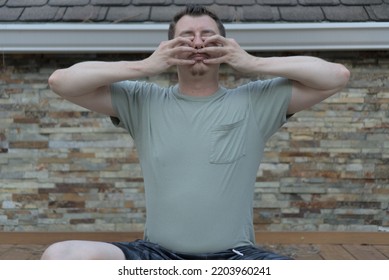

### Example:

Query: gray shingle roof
xmin=0 ymin=0 xmax=388 ymax=23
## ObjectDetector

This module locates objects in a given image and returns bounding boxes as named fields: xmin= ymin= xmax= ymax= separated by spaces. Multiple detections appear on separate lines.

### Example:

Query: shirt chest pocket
xmin=209 ymin=119 xmax=247 ymax=164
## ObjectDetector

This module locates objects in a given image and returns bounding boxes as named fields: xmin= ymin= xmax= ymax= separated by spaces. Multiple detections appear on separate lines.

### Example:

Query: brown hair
xmin=168 ymin=4 xmax=226 ymax=40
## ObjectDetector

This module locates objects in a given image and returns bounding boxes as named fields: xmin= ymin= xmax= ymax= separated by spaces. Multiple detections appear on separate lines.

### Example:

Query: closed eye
xmin=179 ymin=31 xmax=194 ymax=38
xmin=201 ymin=30 xmax=217 ymax=37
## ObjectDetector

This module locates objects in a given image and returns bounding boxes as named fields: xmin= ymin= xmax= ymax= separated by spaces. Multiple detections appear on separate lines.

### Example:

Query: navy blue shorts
xmin=111 ymin=239 xmax=292 ymax=260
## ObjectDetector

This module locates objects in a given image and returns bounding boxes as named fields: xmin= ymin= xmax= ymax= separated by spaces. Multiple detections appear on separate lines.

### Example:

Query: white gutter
xmin=0 ymin=22 xmax=388 ymax=53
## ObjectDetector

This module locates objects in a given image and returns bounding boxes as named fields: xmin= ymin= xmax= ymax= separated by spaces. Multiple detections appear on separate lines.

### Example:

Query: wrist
xmin=122 ymin=60 xmax=154 ymax=79
xmin=234 ymin=55 xmax=262 ymax=75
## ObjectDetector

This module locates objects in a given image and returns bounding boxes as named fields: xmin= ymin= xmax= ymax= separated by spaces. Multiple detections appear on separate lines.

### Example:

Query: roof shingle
xmin=0 ymin=0 xmax=387 ymax=22
xmin=322 ymin=5 xmax=370 ymax=21
xmin=299 ymin=0 xmax=340 ymax=5
xmin=7 ymin=0 xmax=48 ymax=7
xmin=366 ymin=4 xmax=389 ymax=20
xmin=62 ymin=5 xmax=108 ymax=22
xmin=240 ymin=5 xmax=276 ymax=22
xmin=0 ymin=6 xmax=22 ymax=21
xmin=279 ymin=6 xmax=325 ymax=21
xmin=20 ymin=6 xmax=61 ymax=21
xmin=341 ymin=0 xmax=382 ymax=5
xmin=91 ymin=0 xmax=131 ymax=5
xmin=49 ymin=0 xmax=90 ymax=6
xmin=105 ymin=6 xmax=149 ymax=22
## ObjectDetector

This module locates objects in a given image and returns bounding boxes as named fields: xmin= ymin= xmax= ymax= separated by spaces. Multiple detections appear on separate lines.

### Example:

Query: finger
xmin=202 ymin=35 xmax=228 ymax=47
xmin=171 ymin=46 xmax=197 ymax=54
xmin=170 ymin=37 xmax=194 ymax=48
xmin=197 ymin=46 xmax=226 ymax=54
xmin=170 ymin=46 xmax=197 ymax=60
xmin=197 ymin=46 xmax=226 ymax=59
xmin=169 ymin=58 xmax=196 ymax=66
xmin=203 ymin=56 xmax=226 ymax=65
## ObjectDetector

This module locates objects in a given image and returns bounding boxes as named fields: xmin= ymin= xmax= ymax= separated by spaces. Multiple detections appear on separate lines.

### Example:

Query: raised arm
xmin=198 ymin=35 xmax=350 ymax=114
xmin=245 ymin=55 xmax=350 ymax=114
xmin=48 ymin=37 xmax=197 ymax=116
xmin=49 ymin=61 xmax=144 ymax=117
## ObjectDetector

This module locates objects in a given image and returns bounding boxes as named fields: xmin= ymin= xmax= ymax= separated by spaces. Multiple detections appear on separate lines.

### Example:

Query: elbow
xmin=48 ymin=69 xmax=65 ymax=96
xmin=337 ymin=64 xmax=351 ymax=89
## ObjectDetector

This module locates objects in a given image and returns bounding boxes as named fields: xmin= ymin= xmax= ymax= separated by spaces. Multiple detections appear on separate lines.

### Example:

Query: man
xmin=41 ymin=5 xmax=349 ymax=260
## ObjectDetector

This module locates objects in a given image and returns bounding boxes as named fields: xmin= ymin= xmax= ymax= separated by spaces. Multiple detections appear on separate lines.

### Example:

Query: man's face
xmin=174 ymin=15 xmax=221 ymax=74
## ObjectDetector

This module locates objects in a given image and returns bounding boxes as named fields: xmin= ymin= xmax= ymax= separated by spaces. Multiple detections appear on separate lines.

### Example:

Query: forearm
xmin=250 ymin=56 xmax=350 ymax=91
xmin=48 ymin=60 xmax=148 ymax=97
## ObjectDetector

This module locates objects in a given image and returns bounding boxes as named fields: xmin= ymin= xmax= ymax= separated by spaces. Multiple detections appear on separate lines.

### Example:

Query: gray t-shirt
xmin=110 ymin=78 xmax=292 ymax=253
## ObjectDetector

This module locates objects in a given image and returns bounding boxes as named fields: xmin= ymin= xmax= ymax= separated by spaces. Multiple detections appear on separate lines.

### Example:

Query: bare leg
xmin=41 ymin=240 xmax=125 ymax=260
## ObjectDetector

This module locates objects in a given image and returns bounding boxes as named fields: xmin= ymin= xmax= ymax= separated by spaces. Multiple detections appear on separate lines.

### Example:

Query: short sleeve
xmin=110 ymin=80 xmax=144 ymax=138
xmin=247 ymin=77 xmax=292 ymax=140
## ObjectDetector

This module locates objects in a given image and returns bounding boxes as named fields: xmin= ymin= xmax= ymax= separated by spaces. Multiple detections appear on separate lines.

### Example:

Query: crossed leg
xmin=41 ymin=240 xmax=125 ymax=260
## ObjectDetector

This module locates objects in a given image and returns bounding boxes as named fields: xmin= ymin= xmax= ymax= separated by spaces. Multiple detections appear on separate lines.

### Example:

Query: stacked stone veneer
xmin=1 ymin=52 xmax=388 ymax=232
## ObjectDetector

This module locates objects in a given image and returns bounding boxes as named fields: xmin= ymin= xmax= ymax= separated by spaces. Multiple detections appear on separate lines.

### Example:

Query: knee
xmin=41 ymin=241 xmax=76 ymax=260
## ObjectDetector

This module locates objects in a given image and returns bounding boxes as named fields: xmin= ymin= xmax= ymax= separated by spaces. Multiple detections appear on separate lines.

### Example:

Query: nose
xmin=192 ymin=34 xmax=204 ymax=49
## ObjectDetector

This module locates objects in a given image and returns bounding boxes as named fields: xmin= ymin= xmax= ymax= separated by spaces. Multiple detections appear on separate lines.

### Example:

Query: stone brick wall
xmin=1 ymin=51 xmax=388 ymax=232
